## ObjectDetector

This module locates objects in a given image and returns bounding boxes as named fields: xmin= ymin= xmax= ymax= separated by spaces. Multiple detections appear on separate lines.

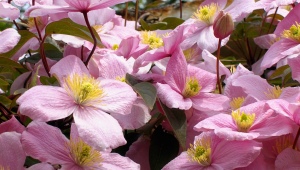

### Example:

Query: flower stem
xmin=179 ymin=0 xmax=182 ymax=19
xmin=83 ymin=12 xmax=97 ymax=66
xmin=124 ymin=2 xmax=129 ymax=27
xmin=40 ymin=35 xmax=50 ymax=77
xmin=293 ymin=127 xmax=300 ymax=149
xmin=216 ymin=38 xmax=222 ymax=94
xmin=135 ymin=0 xmax=139 ymax=30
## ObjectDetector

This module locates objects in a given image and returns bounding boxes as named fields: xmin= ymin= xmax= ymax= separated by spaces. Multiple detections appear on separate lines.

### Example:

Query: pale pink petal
xmin=50 ymin=55 xmax=89 ymax=83
xmin=0 ymin=28 xmax=21 ymax=53
xmin=51 ymin=34 xmax=85 ymax=48
xmin=288 ymin=56 xmax=300 ymax=83
xmin=101 ymin=152 xmax=140 ymax=170
xmin=215 ymin=128 xmax=260 ymax=141
xmin=11 ymin=37 xmax=39 ymax=61
xmin=115 ymin=36 xmax=143 ymax=59
xmin=111 ymin=98 xmax=151 ymax=129
xmin=0 ymin=2 xmax=20 ymax=20
xmin=275 ymin=148 xmax=300 ymax=169
xmin=10 ymin=72 xmax=31 ymax=95
xmin=191 ymin=93 xmax=230 ymax=112
xmin=188 ymin=65 xmax=217 ymax=92
xmin=223 ymin=0 xmax=256 ymax=22
xmin=165 ymin=48 xmax=187 ymax=92
xmin=73 ymin=108 xmax=126 ymax=151
xmin=162 ymin=152 xmax=202 ymax=170
xmin=97 ymin=79 xmax=136 ymax=115
xmin=126 ymin=137 xmax=151 ymax=170
xmin=26 ymin=5 xmax=73 ymax=17
xmin=280 ymin=87 xmax=300 ymax=102
xmin=274 ymin=4 xmax=300 ymax=35
xmin=0 ymin=116 xmax=25 ymax=134
xmin=212 ymin=138 xmax=262 ymax=169
xmin=253 ymin=34 xmax=277 ymax=49
xmin=194 ymin=113 xmax=236 ymax=132
xmin=155 ymin=83 xmax=192 ymax=110
xmin=17 ymin=86 xmax=75 ymax=121
xmin=0 ymin=132 xmax=26 ymax=169
xmin=21 ymin=121 xmax=71 ymax=164
xmin=27 ymin=163 xmax=56 ymax=170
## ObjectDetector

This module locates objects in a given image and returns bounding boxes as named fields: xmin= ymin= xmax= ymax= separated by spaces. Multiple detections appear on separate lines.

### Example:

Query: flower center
xmin=64 ymin=74 xmax=104 ymax=106
xmin=192 ymin=3 xmax=219 ymax=24
xmin=116 ymin=76 xmax=126 ymax=82
xmin=230 ymin=97 xmax=245 ymax=110
xmin=187 ymin=138 xmax=211 ymax=166
xmin=68 ymin=138 xmax=102 ymax=167
xmin=282 ymin=22 xmax=300 ymax=42
xmin=183 ymin=77 xmax=201 ymax=98
xmin=231 ymin=110 xmax=255 ymax=132
xmin=264 ymin=86 xmax=282 ymax=99
xmin=112 ymin=44 xmax=119 ymax=50
xmin=93 ymin=25 xmax=103 ymax=34
xmin=140 ymin=31 xmax=164 ymax=49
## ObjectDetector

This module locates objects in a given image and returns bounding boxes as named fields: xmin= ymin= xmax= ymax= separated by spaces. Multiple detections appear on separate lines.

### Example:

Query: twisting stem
xmin=267 ymin=7 xmax=278 ymax=34
xmin=34 ymin=18 xmax=42 ymax=40
xmin=216 ymin=38 xmax=222 ymax=94
xmin=82 ymin=12 xmax=97 ymax=66
xmin=135 ymin=0 xmax=139 ymax=30
xmin=179 ymin=0 xmax=182 ymax=19
xmin=124 ymin=2 xmax=129 ymax=27
xmin=40 ymin=35 xmax=50 ymax=77
xmin=293 ymin=127 xmax=300 ymax=149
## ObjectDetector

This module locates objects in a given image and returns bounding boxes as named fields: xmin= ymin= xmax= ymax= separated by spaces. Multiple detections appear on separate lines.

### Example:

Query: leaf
xmin=40 ymin=76 xmax=59 ymax=86
xmin=0 ymin=57 xmax=23 ymax=68
xmin=160 ymin=101 xmax=187 ymax=150
xmin=0 ymin=30 xmax=37 ymax=58
xmin=19 ymin=43 xmax=63 ymax=63
xmin=125 ymin=73 xmax=142 ymax=87
xmin=161 ymin=17 xmax=184 ymax=29
xmin=149 ymin=126 xmax=179 ymax=170
xmin=268 ymin=65 xmax=290 ymax=80
xmin=45 ymin=18 xmax=102 ymax=47
xmin=132 ymin=82 xmax=157 ymax=110
xmin=0 ymin=77 xmax=9 ymax=86
xmin=0 ymin=95 xmax=11 ymax=108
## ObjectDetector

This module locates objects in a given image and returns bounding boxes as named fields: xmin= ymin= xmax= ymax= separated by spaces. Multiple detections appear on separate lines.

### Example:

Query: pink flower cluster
xmin=1 ymin=0 xmax=300 ymax=169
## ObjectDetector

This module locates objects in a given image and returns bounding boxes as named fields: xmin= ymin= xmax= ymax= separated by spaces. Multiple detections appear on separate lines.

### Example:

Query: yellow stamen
xmin=140 ymin=31 xmax=164 ymax=49
xmin=183 ymin=77 xmax=201 ymax=98
xmin=192 ymin=3 xmax=219 ymax=24
xmin=231 ymin=110 xmax=255 ymax=132
xmin=64 ymin=74 xmax=104 ymax=106
xmin=264 ymin=86 xmax=282 ymax=99
xmin=68 ymin=138 xmax=102 ymax=167
xmin=116 ymin=76 xmax=126 ymax=82
xmin=187 ymin=138 xmax=211 ymax=166
xmin=93 ymin=25 xmax=103 ymax=34
xmin=112 ymin=44 xmax=119 ymax=50
xmin=230 ymin=97 xmax=245 ymax=110
xmin=282 ymin=22 xmax=300 ymax=42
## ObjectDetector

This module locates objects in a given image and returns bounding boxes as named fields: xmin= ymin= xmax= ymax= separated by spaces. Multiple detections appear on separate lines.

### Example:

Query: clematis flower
xmin=21 ymin=121 xmax=140 ymax=170
xmin=162 ymin=131 xmax=262 ymax=170
xmin=17 ymin=55 xmax=137 ymax=151
xmin=155 ymin=48 xmax=229 ymax=112
xmin=194 ymin=101 xmax=293 ymax=141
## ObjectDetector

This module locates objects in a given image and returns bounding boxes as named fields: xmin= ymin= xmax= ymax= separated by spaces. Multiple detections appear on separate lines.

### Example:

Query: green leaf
xmin=268 ymin=65 xmax=290 ymax=80
xmin=161 ymin=17 xmax=184 ymax=29
xmin=125 ymin=73 xmax=142 ymax=87
xmin=132 ymin=82 xmax=157 ymax=110
xmin=149 ymin=126 xmax=179 ymax=170
xmin=19 ymin=43 xmax=63 ymax=64
xmin=0 ymin=57 xmax=24 ymax=68
xmin=140 ymin=19 xmax=150 ymax=30
xmin=0 ymin=77 xmax=9 ymax=86
xmin=45 ymin=18 xmax=102 ymax=47
xmin=0 ymin=30 xmax=37 ymax=58
xmin=0 ymin=95 xmax=12 ymax=108
xmin=160 ymin=101 xmax=187 ymax=150
xmin=40 ymin=76 xmax=59 ymax=86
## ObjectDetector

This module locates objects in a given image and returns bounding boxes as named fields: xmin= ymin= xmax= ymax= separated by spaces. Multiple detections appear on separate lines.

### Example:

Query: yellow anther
xmin=231 ymin=110 xmax=255 ymax=132
xmin=230 ymin=97 xmax=245 ymax=110
xmin=140 ymin=31 xmax=164 ymax=49
xmin=264 ymin=86 xmax=282 ymax=99
xmin=183 ymin=77 xmax=201 ymax=98
xmin=187 ymin=138 xmax=211 ymax=166
xmin=193 ymin=3 xmax=219 ymax=24
xmin=282 ymin=22 xmax=300 ymax=42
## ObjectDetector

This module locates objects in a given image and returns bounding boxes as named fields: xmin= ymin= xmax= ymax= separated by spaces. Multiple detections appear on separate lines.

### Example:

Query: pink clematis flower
xmin=21 ymin=121 xmax=140 ymax=170
xmin=194 ymin=101 xmax=293 ymax=141
xmin=17 ymin=55 xmax=137 ymax=151
xmin=275 ymin=147 xmax=300 ymax=169
xmin=155 ymin=48 xmax=229 ymax=112
xmin=162 ymin=131 xmax=262 ymax=170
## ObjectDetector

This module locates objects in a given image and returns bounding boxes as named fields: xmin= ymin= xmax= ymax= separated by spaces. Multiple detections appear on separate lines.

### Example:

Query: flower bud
xmin=213 ymin=11 xmax=234 ymax=39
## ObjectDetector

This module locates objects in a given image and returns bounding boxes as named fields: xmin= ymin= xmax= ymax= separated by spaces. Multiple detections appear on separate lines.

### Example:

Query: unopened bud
xmin=213 ymin=11 xmax=234 ymax=39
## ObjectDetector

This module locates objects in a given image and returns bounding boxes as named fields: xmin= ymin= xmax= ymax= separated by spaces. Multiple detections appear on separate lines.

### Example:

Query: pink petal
xmin=0 ymin=2 xmax=20 ymax=20
xmin=191 ymin=93 xmax=230 ymax=112
xmin=17 ymin=86 xmax=75 ymax=121
xmin=274 ymin=4 xmax=300 ymax=35
xmin=215 ymin=128 xmax=260 ymax=141
xmin=188 ymin=65 xmax=217 ymax=92
xmin=111 ymin=98 xmax=151 ymax=129
xmin=194 ymin=113 xmax=236 ymax=132
xmin=115 ymin=36 xmax=142 ymax=59
xmin=155 ymin=83 xmax=192 ymax=110
xmin=162 ymin=152 xmax=202 ymax=170
xmin=50 ymin=55 xmax=89 ymax=83
xmin=73 ymin=108 xmax=126 ymax=151
xmin=0 ymin=132 xmax=26 ymax=169
xmin=288 ymin=56 xmax=300 ymax=83
xmin=10 ymin=71 xmax=31 ymax=95
xmin=0 ymin=116 xmax=25 ymax=134
xmin=26 ymin=5 xmax=73 ymax=17
xmin=89 ymin=0 xmax=134 ymax=11
xmin=275 ymin=148 xmax=300 ymax=169
xmin=27 ymin=163 xmax=56 ymax=170
xmin=101 ymin=152 xmax=140 ymax=170
xmin=0 ymin=28 xmax=21 ymax=53
xmin=253 ymin=34 xmax=277 ymax=49
xmin=21 ymin=121 xmax=71 ymax=164
xmin=126 ymin=137 xmax=151 ymax=170
xmin=97 ymin=79 xmax=137 ymax=115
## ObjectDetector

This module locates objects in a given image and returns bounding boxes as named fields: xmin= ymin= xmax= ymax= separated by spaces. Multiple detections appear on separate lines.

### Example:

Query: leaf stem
xmin=83 ymin=12 xmax=97 ymax=66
